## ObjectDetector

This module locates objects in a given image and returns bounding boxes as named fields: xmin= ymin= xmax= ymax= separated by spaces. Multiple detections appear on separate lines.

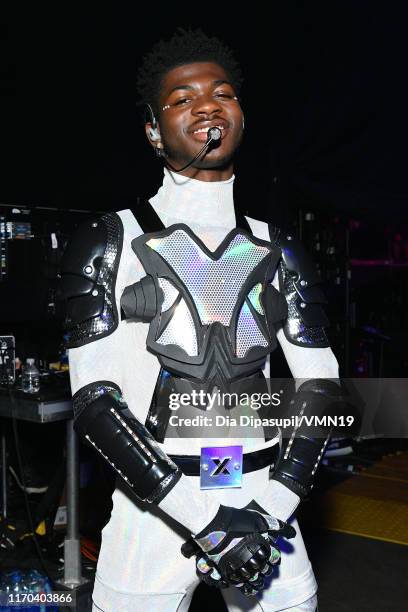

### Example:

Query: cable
xmin=163 ymin=127 xmax=222 ymax=173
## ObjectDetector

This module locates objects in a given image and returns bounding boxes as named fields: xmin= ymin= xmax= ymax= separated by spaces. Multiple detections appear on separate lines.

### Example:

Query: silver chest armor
xmin=131 ymin=224 xmax=285 ymax=382
xmin=125 ymin=223 xmax=287 ymax=442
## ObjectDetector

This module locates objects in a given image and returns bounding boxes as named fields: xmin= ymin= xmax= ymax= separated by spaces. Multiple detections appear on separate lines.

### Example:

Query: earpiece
xmin=145 ymin=103 xmax=158 ymax=128
xmin=148 ymin=127 xmax=161 ymax=142
xmin=145 ymin=103 xmax=161 ymax=142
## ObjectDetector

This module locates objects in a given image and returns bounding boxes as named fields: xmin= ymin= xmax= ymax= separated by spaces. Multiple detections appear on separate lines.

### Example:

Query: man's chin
xmin=191 ymin=150 xmax=235 ymax=170
xmin=164 ymin=145 xmax=235 ymax=171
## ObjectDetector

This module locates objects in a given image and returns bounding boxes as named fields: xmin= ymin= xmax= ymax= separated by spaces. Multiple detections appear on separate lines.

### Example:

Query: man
xmin=61 ymin=29 xmax=340 ymax=612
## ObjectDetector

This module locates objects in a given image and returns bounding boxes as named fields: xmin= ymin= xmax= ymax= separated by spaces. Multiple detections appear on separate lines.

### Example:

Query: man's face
xmin=146 ymin=62 xmax=244 ymax=179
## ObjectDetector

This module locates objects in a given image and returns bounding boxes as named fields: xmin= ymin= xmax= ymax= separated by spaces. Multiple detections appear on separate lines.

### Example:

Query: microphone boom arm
xmin=164 ymin=127 xmax=222 ymax=173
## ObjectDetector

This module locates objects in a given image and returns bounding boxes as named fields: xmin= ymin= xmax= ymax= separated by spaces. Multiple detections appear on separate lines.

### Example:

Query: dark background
xmin=1 ymin=1 xmax=408 ymax=374
xmin=1 ymin=2 xmax=407 ymax=215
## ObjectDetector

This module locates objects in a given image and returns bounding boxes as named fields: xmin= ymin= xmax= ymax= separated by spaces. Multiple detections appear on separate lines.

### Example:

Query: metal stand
xmin=0 ymin=394 xmax=91 ymax=599
xmin=59 ymin=419 xmax=88 ymax=588
xmin=1 ymin=428 xmax=7 ymax=518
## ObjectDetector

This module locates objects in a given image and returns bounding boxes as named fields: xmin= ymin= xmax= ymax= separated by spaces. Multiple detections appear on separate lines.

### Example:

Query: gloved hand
xmin=181 ymin=504 xmax=296 ymax=595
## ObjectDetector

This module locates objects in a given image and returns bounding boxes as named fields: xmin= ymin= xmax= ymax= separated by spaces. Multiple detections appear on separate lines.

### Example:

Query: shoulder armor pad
xmin=269 ymin=226 xmax=329 ymax=347
xmin=60 ymin=212 xmax=123 ymax=348
xmin=278 ymin=232 xmax=326 ymax=302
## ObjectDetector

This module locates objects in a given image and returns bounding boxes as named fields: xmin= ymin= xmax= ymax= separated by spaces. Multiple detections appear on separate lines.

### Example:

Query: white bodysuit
xmin=69 ymin=168 xmax=338 ymax=611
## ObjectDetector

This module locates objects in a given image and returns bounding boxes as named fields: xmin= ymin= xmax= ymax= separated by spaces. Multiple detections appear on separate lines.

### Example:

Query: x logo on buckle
xmin=210 ymin=456 xmax=232 ymax=477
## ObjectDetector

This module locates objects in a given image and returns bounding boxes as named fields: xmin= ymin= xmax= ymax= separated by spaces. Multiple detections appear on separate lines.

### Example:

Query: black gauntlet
xmin=73 ymin=382 xmax=181 ymax=503
xmin=272 ymin=379 xmax=343 ymax=499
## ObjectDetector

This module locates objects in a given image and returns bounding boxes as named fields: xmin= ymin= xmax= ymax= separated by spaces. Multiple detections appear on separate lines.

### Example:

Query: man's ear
xmin=145 ymin=122 xmax=161 ymax=146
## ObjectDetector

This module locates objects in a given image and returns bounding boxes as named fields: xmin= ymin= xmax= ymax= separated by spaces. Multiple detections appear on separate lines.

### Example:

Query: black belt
xmin=169 ymin=444 xmax=279 ymax=477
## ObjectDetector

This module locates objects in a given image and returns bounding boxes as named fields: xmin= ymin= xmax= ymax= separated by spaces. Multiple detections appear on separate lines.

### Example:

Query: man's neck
xmin=164 ymin=163 xmax=234 ymax=182
xmin=149 ymin=168 xmax=236 ymax=228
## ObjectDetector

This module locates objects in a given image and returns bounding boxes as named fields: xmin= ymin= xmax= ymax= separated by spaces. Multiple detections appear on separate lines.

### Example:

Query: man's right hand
xmin=181 ymin=505 xmax=296 ymax=595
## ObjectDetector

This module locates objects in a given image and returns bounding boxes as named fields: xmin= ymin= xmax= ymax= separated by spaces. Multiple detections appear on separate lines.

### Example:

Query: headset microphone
xmin=207 ymin=126 xmax=222 ymax=142
xmin=164 ymin=126 xmax=222 ymax=173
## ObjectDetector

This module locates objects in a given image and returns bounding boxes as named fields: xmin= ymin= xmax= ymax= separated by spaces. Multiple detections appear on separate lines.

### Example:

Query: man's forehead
xmin=160 ymin=62 xmax=231 ymax=96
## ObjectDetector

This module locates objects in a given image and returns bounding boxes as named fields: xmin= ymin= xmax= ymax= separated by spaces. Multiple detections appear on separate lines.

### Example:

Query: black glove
xmin=181 ymin=504 xmax=296 ymax=595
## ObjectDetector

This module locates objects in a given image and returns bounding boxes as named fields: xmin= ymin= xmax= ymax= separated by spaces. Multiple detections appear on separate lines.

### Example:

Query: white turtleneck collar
xmin=149 ymin=168 xmax=236 ymax=230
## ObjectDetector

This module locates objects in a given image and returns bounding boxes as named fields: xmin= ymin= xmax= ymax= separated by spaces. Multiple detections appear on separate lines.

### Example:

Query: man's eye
xmin=174 ymin=98 xmax=192 ymax=106
xmin=215 ymin=92 xmax=234 ymax=99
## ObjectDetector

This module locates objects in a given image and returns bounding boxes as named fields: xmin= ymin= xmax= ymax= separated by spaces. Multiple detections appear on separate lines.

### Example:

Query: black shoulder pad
xmin=278 ymin=233 xmax=326 ymax=303
xmin=269 ymin=226 xmax=329 ymax=348
xmin=60 ymin=212 xmax=123 ymax=348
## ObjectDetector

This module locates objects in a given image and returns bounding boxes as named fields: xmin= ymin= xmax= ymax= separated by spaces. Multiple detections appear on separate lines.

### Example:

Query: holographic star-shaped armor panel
xmin=146 ymin=230 xmax=270 ymax=327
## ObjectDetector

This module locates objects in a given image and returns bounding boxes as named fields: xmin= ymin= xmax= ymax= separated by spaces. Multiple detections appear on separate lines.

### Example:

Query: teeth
xmin=193 ymin=126 xmax=224 ymax=134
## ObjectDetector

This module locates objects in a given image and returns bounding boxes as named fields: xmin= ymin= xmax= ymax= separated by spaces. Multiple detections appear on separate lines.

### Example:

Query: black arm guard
xmin=120 ymin=275 xmax=163 ymax=322
xmin=269 ymin=226 xmax=329 ymax=347
xmin=73 ymin=381 xmax=181 ymax=503
xmin=59 ymin=213 xmax=123 ymax=348
xmin=272 ymin=379 xmax=342 ymax=499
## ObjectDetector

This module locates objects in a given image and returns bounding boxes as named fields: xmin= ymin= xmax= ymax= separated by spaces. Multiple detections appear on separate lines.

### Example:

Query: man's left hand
xmin=181 ymin=504 xmax=296 ymax=596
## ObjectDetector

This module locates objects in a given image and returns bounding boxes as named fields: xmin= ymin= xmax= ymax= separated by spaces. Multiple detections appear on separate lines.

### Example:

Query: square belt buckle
xmin=200 ymin=445 xmax=243 ymax=490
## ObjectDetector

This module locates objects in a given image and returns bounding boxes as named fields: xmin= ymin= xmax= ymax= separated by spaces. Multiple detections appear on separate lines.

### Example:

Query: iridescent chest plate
xmin=132 ymin=224 xmax=283 ymax=385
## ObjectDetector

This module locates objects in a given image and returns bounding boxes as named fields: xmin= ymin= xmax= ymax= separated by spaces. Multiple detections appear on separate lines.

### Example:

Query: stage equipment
xmin=0 ymin=336 xmax=15 ymax=386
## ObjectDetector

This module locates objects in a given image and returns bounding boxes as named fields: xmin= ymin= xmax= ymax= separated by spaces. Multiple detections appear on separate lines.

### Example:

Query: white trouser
xmin=92 ymin=467 xmax=317 ymax=612
xmin=93 ymin=594 xmax=317 ymax=611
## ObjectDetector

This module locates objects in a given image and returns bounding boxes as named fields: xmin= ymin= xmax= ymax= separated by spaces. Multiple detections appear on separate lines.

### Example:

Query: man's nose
xmin=192 ymin=94 xmax=222 ymax=116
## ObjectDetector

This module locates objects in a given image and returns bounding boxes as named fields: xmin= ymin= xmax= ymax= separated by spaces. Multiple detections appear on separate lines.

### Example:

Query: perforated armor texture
xmin=248 ymin=283 xmax=264 ymax=314
xmin=158 ymin=277 xmax=179 ymax=311
xmin=236 ymin=301 xmax=268 ymax=358
xmin=156 ymin=297 xmax=198 ymax=356
xmin=147 ymin=230 xmax=270 ymax=326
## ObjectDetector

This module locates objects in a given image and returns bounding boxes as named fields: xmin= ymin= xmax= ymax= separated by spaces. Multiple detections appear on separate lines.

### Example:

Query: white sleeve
xmin=276 ymin=326 xmax=340 ymax=380
xmin=68 ymin=327 xmax=124 ymax=395
xmin=272 ymin=269 xmax=340 ymax=381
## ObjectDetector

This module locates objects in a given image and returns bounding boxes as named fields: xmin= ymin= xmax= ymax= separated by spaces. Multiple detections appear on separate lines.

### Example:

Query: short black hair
xmin=136 ymin=28 xmax=243 ymax=117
